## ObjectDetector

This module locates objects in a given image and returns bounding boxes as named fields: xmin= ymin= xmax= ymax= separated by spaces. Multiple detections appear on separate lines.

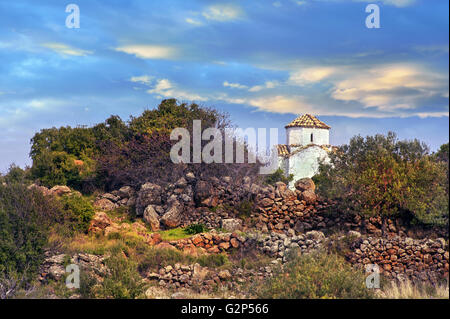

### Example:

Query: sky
xmin=0 ymin=0 xmax=448 ymax=172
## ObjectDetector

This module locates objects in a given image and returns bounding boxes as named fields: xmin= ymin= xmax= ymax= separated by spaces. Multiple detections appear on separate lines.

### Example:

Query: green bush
xmin=0 ymin=184 xmax=61 ymax=283
xmin=184 ymin=223 xmax=208 ymax=235
xmin=253 ymin=250 xmax=374 ymax=299
xmin=314 ymin=133 xmax=448 ymax=227
xmin=59 ymin=194 xmax=95 ymax=233
xmin=264 ymin=168 xmax=293 ymax=186
xmin=97 ymin=253 xmax=146 ymax=299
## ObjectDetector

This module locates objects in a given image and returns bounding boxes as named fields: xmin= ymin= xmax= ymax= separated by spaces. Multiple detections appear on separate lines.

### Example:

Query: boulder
xmin=220 ymin=218 xmax=242 ymax=232
xmin=88 ymin=211 xmax=113 ymax=234
xmin=28 ymin=184 xmax=51 ymax=196
xmin=294 ymin=178 xmax=315 ymax=192
xmin=136 ymin=183 xmax=162 ymax=216
xmin=49 ymin=185 xmax=71 ymax=196
xmin=161 ymin=200 xmax=183 ymax=228
xmin=305 ymin=230 xmax=325 ymax=241
xmin=301 ymin=190 xmax=317 ymax=204
xmin=143 ymin=205 xmax=160 ymax=231
xmin=118 ymin=186 xmax=134 ymax=198
xmin=194 ymin=181 xmax=217 ymax=207
xmin=102 ymin=193 xmax=120 ymax=202
xmin=93 ymin=198 xmax=117 ymax=211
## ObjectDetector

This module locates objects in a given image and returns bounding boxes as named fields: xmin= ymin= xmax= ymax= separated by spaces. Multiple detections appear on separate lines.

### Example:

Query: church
xmin=277 ymin=114 xmax=335 ymax=189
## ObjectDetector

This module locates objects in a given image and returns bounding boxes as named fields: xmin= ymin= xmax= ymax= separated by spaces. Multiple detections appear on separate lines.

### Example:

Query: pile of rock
xmin=347 ymin=236 xmax=449 ymax=283
xmin=254 ymin=178 xmax=329 ymax=234
xmin=169 ymin=232 xmax=246 ymax=254
xmin=93 ymin=185 xmax=137 ymax=211
xmin=38 ymin=251 xmax=108 ymax=283
xmin=148 ymin=262 xmax=273 ymax=291
xmin=258 ymin=230 xmax=326 ymax=262
xmin=28 ymin=184 xmax=79 ymax=197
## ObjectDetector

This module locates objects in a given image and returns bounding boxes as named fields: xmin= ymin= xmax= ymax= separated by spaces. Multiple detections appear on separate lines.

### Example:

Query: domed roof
xmin=285 ymin=114 xmax=330 ymax=129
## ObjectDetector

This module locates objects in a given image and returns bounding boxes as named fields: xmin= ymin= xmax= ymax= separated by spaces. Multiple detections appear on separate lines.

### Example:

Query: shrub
xmin=253 ymin=250 xmax=374 ymax=299
xmin=97 ymin=253 xmax=146 ymax=299
xmin=184 ymin=223 xmax=208 ymax=235
xmin=59 ymin=194 xmax=95 ymax=233
xmin=264 ymin=168 xmax=293 ymax=186
xmin=314 ymin=133 xmax=448 ymax=227
xmin=0 ymin=184 xmax=62 ymax=285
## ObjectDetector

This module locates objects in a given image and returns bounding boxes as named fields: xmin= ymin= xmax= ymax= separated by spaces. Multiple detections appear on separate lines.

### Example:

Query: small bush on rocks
xmin=185 ymin=223 xmax=208 ymax=235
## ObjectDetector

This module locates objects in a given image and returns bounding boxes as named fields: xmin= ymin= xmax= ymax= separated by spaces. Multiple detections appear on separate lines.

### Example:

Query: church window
xmin=310 ymin=133 xmax=314 ymax=143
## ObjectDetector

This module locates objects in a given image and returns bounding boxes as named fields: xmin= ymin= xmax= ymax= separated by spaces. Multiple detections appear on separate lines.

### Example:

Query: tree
xmin=314 ymin=132 xmax=448 ymax=227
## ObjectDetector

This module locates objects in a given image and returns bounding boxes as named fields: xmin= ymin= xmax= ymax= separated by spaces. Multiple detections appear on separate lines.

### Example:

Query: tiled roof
xmin=276 ymin=144 xmax=290 ymax=157
xmin=276 ymin=143 xmax=336 ymax=158
xmin=285 ymin=114 xmax=330 ymax=129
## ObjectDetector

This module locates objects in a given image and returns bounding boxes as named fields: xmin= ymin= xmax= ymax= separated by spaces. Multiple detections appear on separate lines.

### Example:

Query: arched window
xmin=310 ymin=133 xmax=314 ymax=143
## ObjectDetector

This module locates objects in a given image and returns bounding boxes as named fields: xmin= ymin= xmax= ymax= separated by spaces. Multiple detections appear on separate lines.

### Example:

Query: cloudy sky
xmin=0 ymin=0 xmax=448 ymax=171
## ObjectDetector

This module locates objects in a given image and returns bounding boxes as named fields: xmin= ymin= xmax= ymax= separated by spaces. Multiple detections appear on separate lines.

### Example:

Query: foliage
xmin=253 ymin=250 xmax=374 ymax=299
xmin=29 ymin=99 xmax=259 ymax=192
xmin=97 ymin=252 xmax=146 ymax=299
xmin=264 ymin=168 xmax=294 ymax=186
xmin=59 ymin=194 xmax=95 ymax=233
xmin=314 ymin=132 xmax=448 ymax=227
xmin=0 ymin=164 xmax=32 ymax=185
xmin=184 ymin=223 xmax=208 ymax=235
xmin=0 ymin=184 xmax=62 ymax=284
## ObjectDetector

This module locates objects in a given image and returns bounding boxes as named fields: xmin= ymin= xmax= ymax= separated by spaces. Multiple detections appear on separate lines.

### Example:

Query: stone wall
xmin=346 ymin=236 xmax=449 ymax=283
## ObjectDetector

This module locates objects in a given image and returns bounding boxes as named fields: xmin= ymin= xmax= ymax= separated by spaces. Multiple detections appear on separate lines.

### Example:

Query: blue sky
xmin=0 ymin=0 xmax=448 ymax=171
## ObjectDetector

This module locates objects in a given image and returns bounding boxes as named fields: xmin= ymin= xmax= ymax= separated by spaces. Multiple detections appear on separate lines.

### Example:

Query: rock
xmin=218 ymin=270 xmax=232 ymax=280
xmin=161 ymin=200 xmax=183 ymax=228
xmin=28 ymin=184 xmax=51 ymax=196
xmin=220 ymin=218 xmax=242 ymax=232
xmin=301 ymin=190 xmax=317 ymax=205
xmin=185 ymin=172 xmax=196 ymax=182
xmin=48 ymin=265 xmax=66 ymax=280
xmin=136 ymin=183 xmax=162 ymax=216
xmin=118 ymin=186 xmax=134 ymax=198
xmin=230 ymin=238 xmax=240 ymax=248
xmin=49 ymin=185 xmax=71 ymax=196
xmin=219 ymin=242 xmax=231 ymax=250
xmin=260 ymin=198 xmax=274 ymax=207
xmin=348 ymin=230 xmax=362 ymax=238
xmin=143 ymin=205 xmax=160 ymax=231
xmin=294 ymin=178 xmax=315 ymax=192
xmin=305 ymin=230 xmax=325 ymax=241
xmin=88 ymin=212 xmax=113 ymax=233
xmin=93 ymin=198 xmax=117 ymax=211
xmin=102 ymin=193 xmax=120 ymax=202
xmin=194 ymin=181 xmax=214 ymax=204
xmin=192 ymin=263 xmax=209 ymax=282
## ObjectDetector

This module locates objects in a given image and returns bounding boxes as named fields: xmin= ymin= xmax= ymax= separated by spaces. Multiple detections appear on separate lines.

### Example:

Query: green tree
xmin=314 ymin=132 xmax=448 ymax=227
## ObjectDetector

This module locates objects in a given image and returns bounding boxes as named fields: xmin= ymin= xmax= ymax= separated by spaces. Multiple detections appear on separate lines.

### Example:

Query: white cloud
xmin=249 ymin=81 xmax=279 ymax=92
xmin=202 ymin=4 xmax=243 ymax=22
xmin=330 ymin=64 xmax=447 ymax=110
xmin=289 ymin=66 xmax=337 ymax=85
xmin=147 ymin=79 xmax=208 ymax=101
xmin=223 ymin=81 xmax=248 ymax=89
xmin=42 ymin=43 xmax=92 ymax=56
xmin=185 ymin=18 xmax=203 ymax=26
xmin=129 ymin=75 xmax=153 ymax=84
xmin=115 ymin=45 xmax=177 ymax=60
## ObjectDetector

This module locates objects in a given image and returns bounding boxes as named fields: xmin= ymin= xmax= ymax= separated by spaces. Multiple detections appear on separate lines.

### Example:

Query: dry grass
xmin=378 ymin=279 xmax=449 ymax=299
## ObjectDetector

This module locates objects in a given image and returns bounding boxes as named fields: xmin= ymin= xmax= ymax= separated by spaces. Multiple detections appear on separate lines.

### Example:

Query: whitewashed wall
xmin=286 ymin=127 xmax=329 ymax=146
xmin=286 ymin=146 xmax=330 ymax=189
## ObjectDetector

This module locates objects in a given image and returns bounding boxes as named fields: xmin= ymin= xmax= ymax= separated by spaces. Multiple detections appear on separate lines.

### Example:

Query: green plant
xmin=264 ymin=168 xmax=294 ymax=186
xmin=59 ymin=194 xmax=95 ymax=233
xmin=253 ymin=250 xmax=374 ymax=299
xmin=314 ymin=133 xmax=449 ymax=227
xmin=98 ymin=253 xmax=146 ymax=299
xmin=184 ymin=223 xmax=208 ymax=235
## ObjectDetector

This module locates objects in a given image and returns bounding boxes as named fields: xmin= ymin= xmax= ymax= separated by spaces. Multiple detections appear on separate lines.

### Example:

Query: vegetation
xmin=253 ymin=250 xmax=374 ymax=299
xmin=29 ymin=99 xmax=258 ymax=192
xmin=263 ymin=168 xmax=294 ymax=186
xmin=0 ymin=184 xmax=61 ymax=290
xmin=314 ymin=132 xmax=449 ymax=227
xmin=184 ymin=223 xmax=208 ymax=235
